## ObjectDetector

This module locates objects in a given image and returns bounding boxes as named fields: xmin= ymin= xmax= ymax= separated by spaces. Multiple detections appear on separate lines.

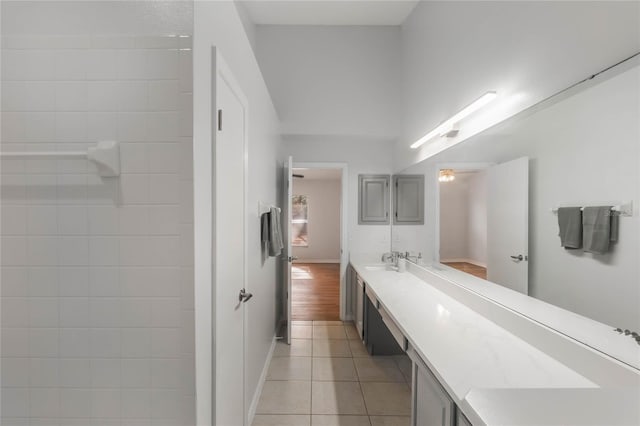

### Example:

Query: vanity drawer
xmin=379 ymin=305 xmax=407 ymax=351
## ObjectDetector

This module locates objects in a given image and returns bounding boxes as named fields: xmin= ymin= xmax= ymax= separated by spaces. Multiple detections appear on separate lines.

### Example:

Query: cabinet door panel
xmin=359 ymin=175 xmax=390 ymax=224
xmin=413 ymin=358 xmax=454 ymax=426
xmin=394 ymin=175 xmax=424 ymax=224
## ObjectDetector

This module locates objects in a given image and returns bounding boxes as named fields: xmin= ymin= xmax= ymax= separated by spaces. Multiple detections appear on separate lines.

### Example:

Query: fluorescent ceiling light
xmin=410 ymin=91 xmax=497 ymax=149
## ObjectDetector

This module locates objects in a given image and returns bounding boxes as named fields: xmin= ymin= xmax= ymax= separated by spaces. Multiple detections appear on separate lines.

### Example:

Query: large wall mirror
xmin=391 ymin=58 xmax=639 ymax=367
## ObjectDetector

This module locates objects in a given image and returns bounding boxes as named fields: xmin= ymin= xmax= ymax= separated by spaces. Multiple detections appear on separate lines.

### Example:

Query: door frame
xmin=291 ymin=162 xmax=349 ymax=320
xmin=194 ymin=46 xmax=249 ymax=426
xmin=433 ymin=162 xmax=493 ymax=266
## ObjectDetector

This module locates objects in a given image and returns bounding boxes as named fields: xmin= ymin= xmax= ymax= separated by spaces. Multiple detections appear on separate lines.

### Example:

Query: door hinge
xmin=217 ymin=109 xmax=222 ymax=131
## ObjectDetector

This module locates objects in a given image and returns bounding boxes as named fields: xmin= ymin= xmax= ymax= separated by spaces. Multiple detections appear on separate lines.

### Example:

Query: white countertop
xmin=426 ymin=263 xmax=640 ymax=371
xmin=462 ymin=388 xmax=640 ymax=426
xmin=349 ymin=258 xmax=640 ymax=425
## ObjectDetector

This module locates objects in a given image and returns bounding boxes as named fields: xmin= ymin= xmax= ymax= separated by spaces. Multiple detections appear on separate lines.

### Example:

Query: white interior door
xmin=215 ymin=52 xmax=249 ymax=425
xmin=282 ymin=156 xmax=293 ymax=344
xmin=487 ymin=157 xmax=529 ymax=294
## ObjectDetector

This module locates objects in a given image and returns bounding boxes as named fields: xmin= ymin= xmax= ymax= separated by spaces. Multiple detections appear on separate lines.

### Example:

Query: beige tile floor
xmin=254 ymin=321 xmax=412 ymax=426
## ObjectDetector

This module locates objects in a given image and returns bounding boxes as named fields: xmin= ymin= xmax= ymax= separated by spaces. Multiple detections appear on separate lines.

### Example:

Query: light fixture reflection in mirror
xmin=438 ymin=169 xmax=456 ymax=182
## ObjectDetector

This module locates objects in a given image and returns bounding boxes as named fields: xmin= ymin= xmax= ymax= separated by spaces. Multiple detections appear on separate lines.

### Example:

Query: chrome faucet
xmin=381 ymin=251 xmax=402 ymax=266
xmin=404 ymin=251 xmax=422 ymax=263
xmin=381 ymin=252 xmax=394 ymax=263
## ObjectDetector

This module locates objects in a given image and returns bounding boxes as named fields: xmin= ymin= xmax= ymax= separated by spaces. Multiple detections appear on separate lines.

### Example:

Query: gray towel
xmin=557 ymin=207 xmax=582 ymax=249
xmin=261 ymin=212 xmax=270 ymax=252
xmin=610 ymin=213 xmax=619 ymax=243
xmin=268 ymin=207 xmax=284 ymax=257
xmin=583 ymin=206 xmax=613 ymax=254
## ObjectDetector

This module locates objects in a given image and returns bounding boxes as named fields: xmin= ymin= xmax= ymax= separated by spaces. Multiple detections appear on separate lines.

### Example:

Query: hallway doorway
xmin=292 ymin=263 xmax=341 ymax=320
xmin=291 ymin=167 xmax=343 ymax=321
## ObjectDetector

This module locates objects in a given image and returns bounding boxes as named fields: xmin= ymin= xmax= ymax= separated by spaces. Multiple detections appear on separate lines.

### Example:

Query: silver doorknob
xmin=239 ymin=288 xmax=253 ymax=303
xmin=288 ymin=256 xmax=298 ymax=262
xmin=510 ymin=255 xmax=524 ymax=261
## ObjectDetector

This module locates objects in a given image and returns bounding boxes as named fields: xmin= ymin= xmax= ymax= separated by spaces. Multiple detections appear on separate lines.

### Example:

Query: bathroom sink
xmin=364 ymin=265 xmax=389 ymax=271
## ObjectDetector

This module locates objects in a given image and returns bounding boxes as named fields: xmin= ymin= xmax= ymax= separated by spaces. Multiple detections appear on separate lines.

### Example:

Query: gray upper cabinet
xmin=359 ymin=174 xmax=390 ymax=224
xmin=393 ymin=175 xmax=424 ymax=225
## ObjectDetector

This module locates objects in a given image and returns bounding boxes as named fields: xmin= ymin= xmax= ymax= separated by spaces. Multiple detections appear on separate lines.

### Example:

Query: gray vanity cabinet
xmin=456 ymin=411 xmax=473 ymax=426
xmin=412 ymin=355 xmax=455 ymax=426
xmin=393 ymin=175 xmax=424 ymax=224
xmin=358 ymin=174 xmax=390 ymax=224
xmin=347 ymin=264 xmax=358 ymax=321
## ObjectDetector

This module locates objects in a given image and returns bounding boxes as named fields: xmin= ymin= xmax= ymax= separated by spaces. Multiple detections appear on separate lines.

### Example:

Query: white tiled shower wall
xmin=0 ymin=35 xmax=195 ymax=425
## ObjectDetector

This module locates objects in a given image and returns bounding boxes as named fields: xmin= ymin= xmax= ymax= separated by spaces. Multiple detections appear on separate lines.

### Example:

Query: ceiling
xmin=293 ymin=168 xmax=342 ymax=180
xmin=240 ymin=0 xmax=419 ymax=26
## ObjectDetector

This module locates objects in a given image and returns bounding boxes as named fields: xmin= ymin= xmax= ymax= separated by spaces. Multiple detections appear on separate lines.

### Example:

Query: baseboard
xmin=247 ymin=335 xmax=277 ymax=425
xmin=440 ymin=258 xmax=487 ymax=268
xmin=292 ymin=259 xmax=340 ymax=264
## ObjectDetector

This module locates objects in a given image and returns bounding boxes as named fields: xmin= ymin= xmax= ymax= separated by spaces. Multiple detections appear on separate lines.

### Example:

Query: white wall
xmin=193 ymin=1 xmax=282 ymax=424
xmin=284 ymin=136 xmax=394 ymax=260
xmin=397 ymin=1 xmax=640 ymax=170
xmin=255 ymin=25 xmax=401 ymax=140
xmin=438 ymin=172 xmax=487 ymax=265
xmin=292 ymin=178 xmax=341 ymax=262
xmin=467 ymin=171 xmax=487 ymax=266
xmin=439 ymin=178 xmax=469 ymax=261
xmin=1 ymin=2 xmax=195 ymax=425
xmin=398 ymin=64 xmax=640 ymax=330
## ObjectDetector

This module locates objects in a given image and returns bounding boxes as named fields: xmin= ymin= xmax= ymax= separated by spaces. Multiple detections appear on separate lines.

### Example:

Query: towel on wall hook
xmin=261 ymin=207 xmax=283 ymax=257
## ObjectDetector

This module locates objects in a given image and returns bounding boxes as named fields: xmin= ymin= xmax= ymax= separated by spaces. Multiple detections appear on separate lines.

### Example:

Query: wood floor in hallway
xmin=442 ymin=261 xmax=487 ymax=280
xmin=292 ymin=263 xmax=340 ymax=321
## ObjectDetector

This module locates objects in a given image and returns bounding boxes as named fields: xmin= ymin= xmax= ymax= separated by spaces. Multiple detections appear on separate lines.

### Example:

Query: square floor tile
xmin=292 ymin=325 xmax=313 ymax=339
xmin=354 ymin=357 xmax=405 ymax=382
xmin=257 ymin=381 xmax=311 ymax=414
xmin=345 ymin=324 xmax=361 ymax=340
xmin=312 ymin=358 xmax=358 ymax=381
xmin=313 ymin=321 xmax=344 ymax=326
xmin=369 ymin=416 xmax=411 ymax=426
xmin=311 ymin=415 xmax=371 ymax=426
xmin=266 ymin=357 xmax=312 ymax=381
xmin=311 ymin=381 xmax=367 ymax=415
xmin=360 ymin=382 xmax=411 ymax=416
xmin=313 ymin=326 xmax=347 ymax=340
xmin=274 ymin=339 xmax=312 ymax=357
xmin=313 ymin=340 xmax=352 ymax=357
xmin=348 ymin=340 xmax=369 ymax=357
xmin=252 ymin=414 xmax=310 ymax=426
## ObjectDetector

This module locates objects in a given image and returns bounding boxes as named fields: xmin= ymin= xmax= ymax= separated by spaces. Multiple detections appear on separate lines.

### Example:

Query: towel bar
xmin=551 ymin=201 xmax=633 ymax=217
xmin=0 ymin=140 xmax=120 ymax=177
